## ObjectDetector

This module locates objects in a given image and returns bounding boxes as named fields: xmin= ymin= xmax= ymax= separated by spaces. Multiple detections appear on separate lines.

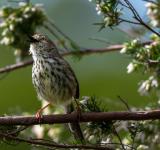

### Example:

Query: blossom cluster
xmin=138 ymin=76 xmax=158 ymax=95
xmin=88 ymin=0 xmax=121 ymax=28
xmin=0 ymin=2 xmax=46 ymax=60
xmin=146 ymin=1 xmax=160 ymax=27
xmin=120 ymin=36 xmax=160 ymax=95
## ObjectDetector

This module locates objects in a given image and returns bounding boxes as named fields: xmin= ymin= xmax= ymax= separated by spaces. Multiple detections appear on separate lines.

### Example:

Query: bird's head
xmin=29 ymin=33 xmax=58 ymax=57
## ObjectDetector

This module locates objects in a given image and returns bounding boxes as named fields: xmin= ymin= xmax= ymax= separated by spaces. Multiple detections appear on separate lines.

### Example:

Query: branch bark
xmin=0 ymin=110 xmax=160 ymax=126
xmin=0 ymin=41 xmax=152 ymax=74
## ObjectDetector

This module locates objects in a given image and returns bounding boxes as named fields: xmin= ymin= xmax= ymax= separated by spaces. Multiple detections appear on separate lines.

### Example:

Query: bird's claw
xmin=35 ymin=103 xmax=51 ymax=123
xmin=35 ymin=109 xmax=43 ymax=123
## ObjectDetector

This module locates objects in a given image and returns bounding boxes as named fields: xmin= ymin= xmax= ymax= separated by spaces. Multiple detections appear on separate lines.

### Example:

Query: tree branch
xmin=0 ymin=45 xmax=123 ymax=74
xmin=0 ymin=59 xmax=33 ymax=74
xmin=0 ymin=41 xmax=152 ymax=74
xmin=0 ymin=110 xmax=160 ymax=126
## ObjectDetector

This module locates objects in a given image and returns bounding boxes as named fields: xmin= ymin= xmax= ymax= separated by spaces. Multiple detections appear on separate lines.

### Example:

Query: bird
xmin=28 ymin=33 xmax=84 ymax=143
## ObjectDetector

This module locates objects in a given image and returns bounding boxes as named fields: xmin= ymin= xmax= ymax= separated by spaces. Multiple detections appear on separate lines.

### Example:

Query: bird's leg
xmin=35 ymin=103 xmax=51 ymax=122
xmin=74 ymin=99 xmax=82 ymax=121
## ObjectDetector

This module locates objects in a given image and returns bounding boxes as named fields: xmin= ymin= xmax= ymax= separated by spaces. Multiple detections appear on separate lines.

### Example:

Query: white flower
xmin=15 ymin=18 xmax=23 ymax=23
xmin=95 ymin=4 xmax=100 ymax=11
xmin=139 ymin=81 xmax=147 ymax=90
xmin=151 ymin=79 xmax=158 ymax=87
xmin=138 ymin=76 xmax=158 ymax=95
xmin=88 ymin=135 xmax=94 ymax=141
xmin=145 ymin=106 xmax=151 ymax=111
xmin=0 ymin=10 xmax=5 ymax=17
xmin=32 ymin=125 xmax=44 ymax=138
xmin=127 ymin=62 xmax=135 ymax=73
xmin=23 ymin=14 xmax=30 ymax=19
xmin=153 ymin=8 xmax=158 ymax=15
xmin=120 ymin=46 xmax=127 ymax=54
xmin=14 ymin=49 xmax=22 ymax=57
xmin=145 ymin=2 xmax=154 ymax=8
xmin=145 ymin=82 xmax=150 ymax=91
xmin=138 ymin=80 xmax=150 ymax=95
xmin=31 ymin=7 xmax=36 ymax=12
xmin=136 ymin=53 xmax=141 ymax=58
xmin=97 ymin=10 xmax=101 ymax=15
xmin=137 ymin=144 xmax=149 ymax=150
xmin=151 ymin=20 xmax=160 ymax=27
xmin=80 ymin=96 xmax=90 ymax=105
xmin=24 ymin=7 xmax=31 ymax=13
xmin=122 ymin=138 xmax=130 ymax=145
xmin=9 ymin=24 xmax=14 ymax=31
xmin=95 ymin=4 xmax=101 ymax=15
xmin=104 ymin=17 xmax=109 ymax=22
xmin=0 ymin=37 xmax=10 ymax=45
xmin=9 ymin=14 xmax=16 ymax=21
xmin=88 ymin=0 xmax=92 ymax=2
xmin=101 ymin=137 xmax=111 ymax=144
xmin=144 ymin=45 xmax=151 ymax=49
xmin=152 ymin=134 xmax=159 ymax=143
xmin=146 ymin=9 xmax=152 ymax=16
xmin=132 ymin=39 xmax=139 ymax=45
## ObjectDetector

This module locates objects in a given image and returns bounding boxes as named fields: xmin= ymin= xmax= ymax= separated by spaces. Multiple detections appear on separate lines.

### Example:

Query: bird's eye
xmin=28 ymin=36 xmax=39 ymax=43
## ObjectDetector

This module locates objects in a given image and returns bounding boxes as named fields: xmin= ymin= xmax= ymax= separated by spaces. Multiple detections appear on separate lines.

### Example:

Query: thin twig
xmin=0 ymin=59 xmax=33 ymax=74
xmin=7 ymin=125 xmax=30 ymax=135
xmin=0 ymin=133 xmax=113 ymax=150
xmin=47 ymin=19 xmax=79 ymax=47
xmin=0 ymin=72 xmax=10 ymax=80
xmin=88 ymin=37 xmax=113 ymax=44
xmin=123 ymin=0 xmax=160 ymax=37
xmin=123 ymin=0 xmax=142 ymax=20
xmin=43 ymin=24 xmax=68 ymax=50
xmin=119 ymin=18 xmax=141 ymax=25
xmin=113 ymin=125 xmax=126 ymax=150
xmin=119 ymin=0 xmax=130 ymax=8
xmin=117 ymin=96 xmax=131 ymax=112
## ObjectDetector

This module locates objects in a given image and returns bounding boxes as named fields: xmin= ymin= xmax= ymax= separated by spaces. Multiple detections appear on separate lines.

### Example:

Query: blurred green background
xmin=0 ymin=0 xmax=156 ymax=149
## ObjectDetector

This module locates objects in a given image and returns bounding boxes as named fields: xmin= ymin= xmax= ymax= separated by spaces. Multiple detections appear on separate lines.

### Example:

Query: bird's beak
xmin=27 ymin=35 xmax=39 ymax=43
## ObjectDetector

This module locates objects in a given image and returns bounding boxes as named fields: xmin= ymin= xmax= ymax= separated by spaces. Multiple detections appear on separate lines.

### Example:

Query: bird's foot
xmin=35 ymin=109 xmax=43 ymax=123
xmin=35 ymin=103 xmax=51 ymax=123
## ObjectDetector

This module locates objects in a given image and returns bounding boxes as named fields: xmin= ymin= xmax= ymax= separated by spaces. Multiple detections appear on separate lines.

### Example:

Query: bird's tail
xmin=65 ymin=102 xmax=85 ymax=144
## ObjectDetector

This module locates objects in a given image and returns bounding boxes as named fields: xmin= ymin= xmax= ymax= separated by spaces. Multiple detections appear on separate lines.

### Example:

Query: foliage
xmin=88 ymin=1 xmax=160 ymax=149
xmin=0 ymin=1 xmax=81 ymax=62
xmin=81 ymin=96 xmax=114 ymax=143
xmin=120 ymin=37 xmax=160 ymax=95
xmin=146 ymin=1 xmax=160 ymax=27
xmin=0 ymin=2 xmax=46 ymax=60
xmin=90 ymin=0 xmax=160 ymax=96
xmin=90 ymin=0 xmax=122 ymax=29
